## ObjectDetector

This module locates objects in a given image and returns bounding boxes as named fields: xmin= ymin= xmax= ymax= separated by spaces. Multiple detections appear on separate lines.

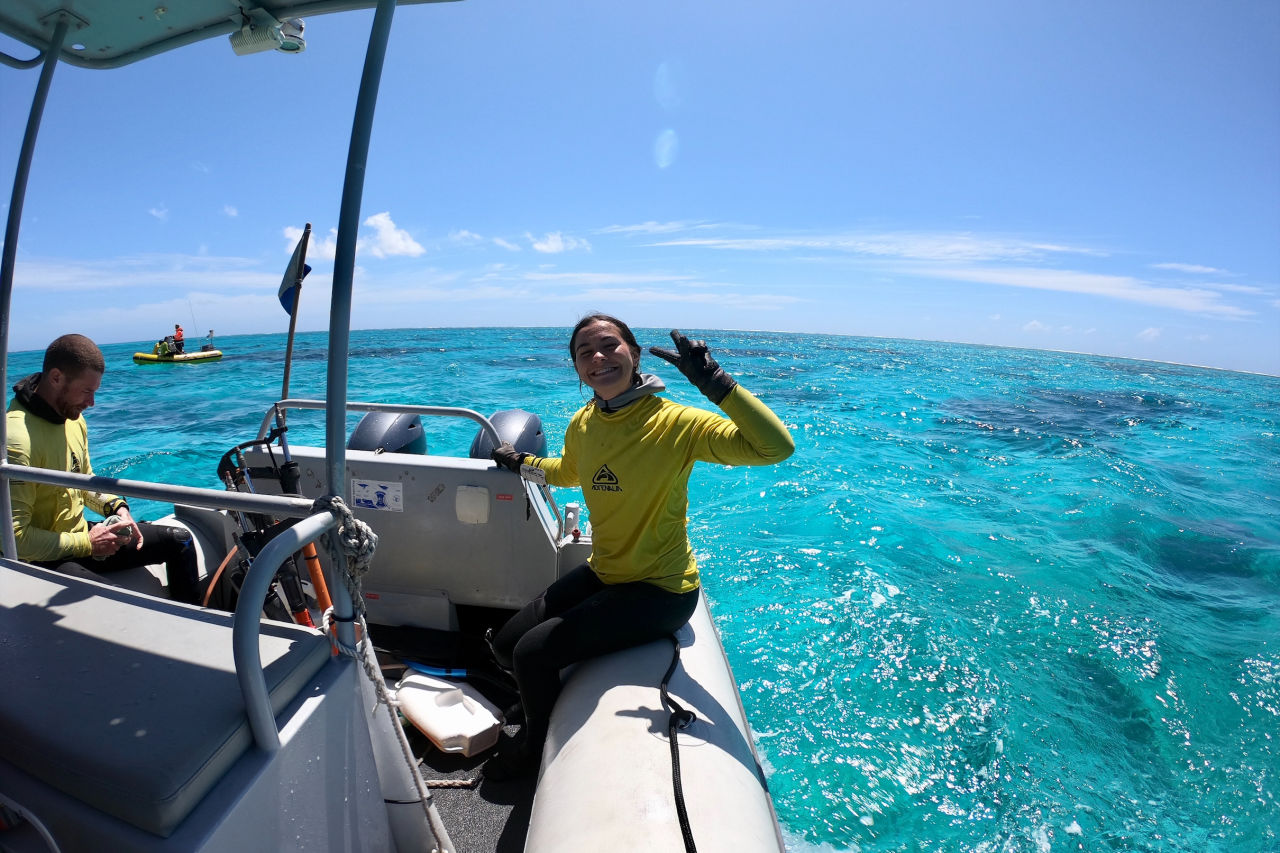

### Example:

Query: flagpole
xmin=280 ymin=223 xmax=312 ymax=405
xmin=281 ymin=298 xmax=301 ymax=401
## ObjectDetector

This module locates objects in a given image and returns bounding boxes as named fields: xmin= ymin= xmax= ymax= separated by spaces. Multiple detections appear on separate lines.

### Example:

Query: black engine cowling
xmin=469 ymin=409 xmax=546 ymax=459
xmin=348 ymin=412 xmax=428 ymax=455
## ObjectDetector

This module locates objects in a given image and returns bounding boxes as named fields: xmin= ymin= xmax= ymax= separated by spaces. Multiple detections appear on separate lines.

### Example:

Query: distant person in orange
xmin=173 ymin=324 xmax=185 ymax=354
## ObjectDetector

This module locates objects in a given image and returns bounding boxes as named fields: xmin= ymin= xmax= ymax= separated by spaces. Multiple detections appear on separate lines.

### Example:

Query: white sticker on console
xmin=351 ymin=479 xmax=404 ymax=512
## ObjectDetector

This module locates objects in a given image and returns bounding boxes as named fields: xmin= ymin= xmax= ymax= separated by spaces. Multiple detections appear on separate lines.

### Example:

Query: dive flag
xmin=279 ymin=223 xmax=312 ymax=315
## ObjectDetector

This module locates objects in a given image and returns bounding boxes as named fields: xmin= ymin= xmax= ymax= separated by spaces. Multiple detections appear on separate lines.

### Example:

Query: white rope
xmin=314 ymin=495 xmax=377 ymax=615
xmin=312 ymin=495 xmax=455 ymax=853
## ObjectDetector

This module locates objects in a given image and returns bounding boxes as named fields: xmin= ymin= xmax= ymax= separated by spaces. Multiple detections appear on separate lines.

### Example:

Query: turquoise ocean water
xmin=10 ymin=328 xmax=1278 ymax=851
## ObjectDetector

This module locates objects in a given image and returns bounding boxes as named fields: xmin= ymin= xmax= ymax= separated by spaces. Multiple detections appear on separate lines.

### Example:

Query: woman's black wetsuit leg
xmin=492 ymin=562 xmax=699 ymax=746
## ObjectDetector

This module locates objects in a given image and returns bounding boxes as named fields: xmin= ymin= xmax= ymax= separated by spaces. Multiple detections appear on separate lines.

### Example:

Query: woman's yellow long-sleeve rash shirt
xmin=525 ymin=385 xmax=794 ymax=593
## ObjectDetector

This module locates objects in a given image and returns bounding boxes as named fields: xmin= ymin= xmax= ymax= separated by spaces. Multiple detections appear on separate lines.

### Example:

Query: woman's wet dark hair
xmin=569 ymin=314 xmax=641 ymax=363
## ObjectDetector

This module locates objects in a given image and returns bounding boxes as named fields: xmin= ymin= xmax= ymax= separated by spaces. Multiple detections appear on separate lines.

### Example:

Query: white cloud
xmin=493 ymin=237 xmax=521 ymax=251
xmin=654 ymin=230 xmax=1103 ymax=263
xmin=362 ymin=211 xmax=425 ymax=258
xmin=598 ymin=221 xmax=700 ymax=235
xmin=357 ymin=283 xmax=524 ymax=305
xmin=283 ymin=215 xmax=424 ymax=261
xmin=13 ymin=253 xmax=274 ymax=293
xmin=921 ymin=265 xmax=1253 ymax=318
xmin=223 ymin=205 xmax=238 ymax=218
xmin=574 ymin=286 xmax=800 ymax=309
xmin=1138 ymin=327 xmax=1161 ymax=341
xmin=450 ymin=230 xmax=483 ymax=244
xmin=284 ymin=225 xmax=337 ymax=262
xmin=528 ymin=232 xmax=591 ymax=254
xmin=1152 ymin=262 xmax=1226 ymax=275
xmin=522 ymin=271 xmax=696 ymax=286
xmin=1023 ymin=320 xmax=1050 ymax=333
xmin=148 ymin=205 xmax=169 ymax=222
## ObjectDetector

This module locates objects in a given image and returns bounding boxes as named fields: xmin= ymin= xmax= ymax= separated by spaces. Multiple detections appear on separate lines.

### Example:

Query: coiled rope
xmin=312 ymin=495 xmax=455 ymax=853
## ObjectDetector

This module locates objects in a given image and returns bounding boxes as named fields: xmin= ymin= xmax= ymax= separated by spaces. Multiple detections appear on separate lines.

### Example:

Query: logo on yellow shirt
xmin=591 ymin=465 xmax=621 ymax=492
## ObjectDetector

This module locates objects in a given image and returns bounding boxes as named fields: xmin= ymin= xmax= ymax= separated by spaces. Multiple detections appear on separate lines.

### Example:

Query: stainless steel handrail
xmin=231 ymin=510 xmax=339 ymax=752
xmin=259 ymin=398 xmax=501 ymax=447
xmin=0 ymin=463 xmax=315 ymax=521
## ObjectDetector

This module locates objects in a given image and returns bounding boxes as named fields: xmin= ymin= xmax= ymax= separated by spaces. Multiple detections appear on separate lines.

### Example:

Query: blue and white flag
xmin=279 ymin=223 xmax=312 ymax=315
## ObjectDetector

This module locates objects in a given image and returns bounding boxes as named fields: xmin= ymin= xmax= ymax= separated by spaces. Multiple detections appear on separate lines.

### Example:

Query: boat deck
xmin=371 ymin=616 xmax=534 ymax=853
xmin=414 ymin=728 xmax=535 ymax=853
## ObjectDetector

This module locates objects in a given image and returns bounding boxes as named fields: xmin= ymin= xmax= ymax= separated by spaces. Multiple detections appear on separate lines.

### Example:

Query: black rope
xmin=661 ymin=635 xmax=698 ymax=853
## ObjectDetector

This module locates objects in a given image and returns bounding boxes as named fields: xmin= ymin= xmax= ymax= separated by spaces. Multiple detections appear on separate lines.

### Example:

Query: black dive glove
xmin=649 ymin=330 xmax=738 ymax=405
xmin=491 ymin=441 xmax=527 ymax=473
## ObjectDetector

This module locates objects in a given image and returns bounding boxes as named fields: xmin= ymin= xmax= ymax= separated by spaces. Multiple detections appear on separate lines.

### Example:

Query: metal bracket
xmin=39 ymin=9 xmax=90 ymax=33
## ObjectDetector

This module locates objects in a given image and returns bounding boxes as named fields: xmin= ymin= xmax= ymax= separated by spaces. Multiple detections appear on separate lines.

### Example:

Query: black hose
xmin=661 ymin=636 xmax=698 ymax=853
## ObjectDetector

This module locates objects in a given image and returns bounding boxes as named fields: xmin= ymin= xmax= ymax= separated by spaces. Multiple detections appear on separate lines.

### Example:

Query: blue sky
xmin=2 ymin=1 xmax=1277 ymax=374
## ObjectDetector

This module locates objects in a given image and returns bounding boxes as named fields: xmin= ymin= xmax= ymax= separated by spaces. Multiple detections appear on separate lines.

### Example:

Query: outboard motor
xmin=348 ymin=412 xmax=427 ymax=455
xmin=470 ymin=409 xmax=547 ymax=459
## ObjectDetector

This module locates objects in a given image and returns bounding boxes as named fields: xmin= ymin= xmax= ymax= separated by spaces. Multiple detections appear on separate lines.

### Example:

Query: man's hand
xmin=114 ymin=506 xmax=143 ymax=549
xmin=89 ymin=522 xmax=128 ymax=557
xmin=648 ymin=329 xmax=738 ymax=405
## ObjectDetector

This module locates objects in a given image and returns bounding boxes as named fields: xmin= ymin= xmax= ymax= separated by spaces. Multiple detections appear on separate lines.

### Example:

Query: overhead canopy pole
xmin=327 ymin=0 xmax=395 ymax=492
xmin=325 ymin=13 xmax=458 ymax=851
xmin=324 ymin=0 xmax=396 ymax=645
xmin=0 ymin=16 xmax=69 ymax=559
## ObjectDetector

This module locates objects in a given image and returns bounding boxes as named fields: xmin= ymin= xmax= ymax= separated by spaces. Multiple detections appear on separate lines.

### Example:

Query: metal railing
xmin=231 ymin=509 xmax=340 ymax=751
xmin=0 ymin=460 xmax=344 ymax=751
xmin=260 ymin=398 xmax=501 ymax=446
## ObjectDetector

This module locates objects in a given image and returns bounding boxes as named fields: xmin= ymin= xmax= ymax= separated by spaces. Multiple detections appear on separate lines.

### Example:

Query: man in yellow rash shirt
xmin=6 ymin=334 xmax=200 ymax=603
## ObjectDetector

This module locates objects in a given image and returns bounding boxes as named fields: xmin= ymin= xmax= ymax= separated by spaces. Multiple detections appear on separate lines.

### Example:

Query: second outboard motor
xmin=470 ymin=409 xmax=547 ymax=460
xmin=348 ymin=412 xmax=427 ymax=455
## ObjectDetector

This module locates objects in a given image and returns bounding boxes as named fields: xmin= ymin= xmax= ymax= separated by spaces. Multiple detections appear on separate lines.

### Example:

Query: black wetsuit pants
xmin=490 ymin=562 xmax=699 ymax=748
xmin=36 ymin=522 xmax=201 ymax=605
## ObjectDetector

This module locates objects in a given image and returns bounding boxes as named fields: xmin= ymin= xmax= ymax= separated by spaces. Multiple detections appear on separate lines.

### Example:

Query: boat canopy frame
xmin=0 ymin=1 xmax=453 ymax=70
xmin=0 ymin=0 xmax=449 ymax=677
xmin=0 ymin=5 xmax=465 ymax=850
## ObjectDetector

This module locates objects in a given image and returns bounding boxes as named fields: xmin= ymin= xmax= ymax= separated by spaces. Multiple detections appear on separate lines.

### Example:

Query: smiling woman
xmin=571 ymin=314 xmax=641 ymax=399
xmin=485 ymin=314 xmax=795 ymax=779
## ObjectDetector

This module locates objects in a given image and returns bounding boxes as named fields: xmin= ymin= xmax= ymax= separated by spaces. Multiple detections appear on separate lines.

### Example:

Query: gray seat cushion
xmin=0 ymin=559 xmax=331 ymax=837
